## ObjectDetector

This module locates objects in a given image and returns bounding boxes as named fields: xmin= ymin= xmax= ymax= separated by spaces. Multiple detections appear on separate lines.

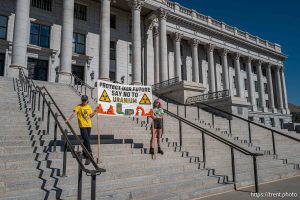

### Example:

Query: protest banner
xmin=97 ymin=80 xmax=153 ymax=117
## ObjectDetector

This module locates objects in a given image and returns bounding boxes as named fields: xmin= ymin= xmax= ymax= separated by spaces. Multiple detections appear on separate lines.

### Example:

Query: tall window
xmin=0 ymin=16 xmax=8 ymax=40
xmin=244 ymin=79 xmax=248 ymax=91
xmin=110 ymin=41 xmax=116 ymax=60
xmin=266 ymin=100 xmax=270 ymax=109
xmin=264 ymin=83 xmax=268 ymax=94
xmin=180 ymin=45 xmax=183 ymax=57
xmin=233 ymin=76 xmax=236 ymax=88
xmin=254 ymin=81 xmax=258 ymax=92
xmin=129 ymin=44 xmax=132 ymax=64
xmin=262 ymin=68 xmax=267 ymax=76
xmin=30 ymin=23 xmax=50 ymax=48
xmin=252 ymin=66 xmax=257 ymax=74
xmin=74 ymin=3 xmax=87 ymax=21
xmin=109 ymin=71 xmax=116 ymax=82
xmin=242 ymin=63 xmax=246 ymax=71
xmin=110 ymin=14 xmax=116 ymax=29
xmin=31 ymin=0 xmax=52 ymax=11
xmin=73 ymin=33 xmax=85 ymax=54
xmin=129 ymin=19 xmax=132 ymax=33
xmin=256 ymin=98 xmax=260 ymax=108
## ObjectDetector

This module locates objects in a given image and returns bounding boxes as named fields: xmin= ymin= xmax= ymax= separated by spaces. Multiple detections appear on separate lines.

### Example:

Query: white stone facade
xmin=0 ymin=0 xmax=291 ymax=127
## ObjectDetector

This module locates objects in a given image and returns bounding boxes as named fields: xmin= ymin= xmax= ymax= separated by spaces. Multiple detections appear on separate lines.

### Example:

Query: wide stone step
xmin=0 ymin=188 xmax=53 ymax=200
xmin=58 ymin=171 xmax=221 ymax=200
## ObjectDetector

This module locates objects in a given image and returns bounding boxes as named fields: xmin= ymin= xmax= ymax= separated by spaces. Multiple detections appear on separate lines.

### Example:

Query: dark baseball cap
xmin=81 ymin=95 xmax=88 ymax=101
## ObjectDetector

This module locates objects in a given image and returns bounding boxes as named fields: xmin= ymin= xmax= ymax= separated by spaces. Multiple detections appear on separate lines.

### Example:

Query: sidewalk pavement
xmin=197 ymin=176 xmax=300 ymax=200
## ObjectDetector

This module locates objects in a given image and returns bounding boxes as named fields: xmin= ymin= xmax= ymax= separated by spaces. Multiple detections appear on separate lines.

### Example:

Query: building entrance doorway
xmin=27 ymin=58 xmax=48 ymax=81
xmin=72 ymin=65 xmax=85 ymax=84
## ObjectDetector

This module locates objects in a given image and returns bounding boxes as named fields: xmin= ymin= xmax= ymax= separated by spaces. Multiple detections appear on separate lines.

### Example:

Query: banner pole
xmin=97 ymin=114 xmax=101 ymax=164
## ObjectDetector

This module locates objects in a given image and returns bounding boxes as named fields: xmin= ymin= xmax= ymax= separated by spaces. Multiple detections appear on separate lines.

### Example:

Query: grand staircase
xmin=0 ymin=73 xmax=299 ymax=200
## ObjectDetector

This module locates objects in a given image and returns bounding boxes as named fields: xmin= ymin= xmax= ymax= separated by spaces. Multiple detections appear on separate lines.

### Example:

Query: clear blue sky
xmin=175 ymin=0 xmax=300 ymax=105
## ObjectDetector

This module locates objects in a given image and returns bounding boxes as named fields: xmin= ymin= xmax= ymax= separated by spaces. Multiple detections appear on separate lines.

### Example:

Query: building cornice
xmin=144 ymin=0 xmax=287 ymax=60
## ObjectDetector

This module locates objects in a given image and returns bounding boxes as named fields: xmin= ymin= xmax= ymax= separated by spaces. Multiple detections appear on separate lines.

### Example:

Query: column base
xmin=277 ymin=108 xmax=284 ymax=114
xmin=272 ymin=108 xmax=277 ymax=113
xmin=99 ymin=77 xmax=110 ymax=82
xmin=58 ymin=72 xmax=72 ymax=84
xmin=262 ymin=107 xmax=268 ymax=112
xmin=131 ymin=82 xmax=142 ymax=86
xmin=251 ymin=105 xmax=257 ymax=112
xmin=9 ymin=64 xmax=26 ymax=78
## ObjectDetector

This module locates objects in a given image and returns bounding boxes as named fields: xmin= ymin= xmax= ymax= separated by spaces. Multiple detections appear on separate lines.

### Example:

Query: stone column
xmin=59 ymin=0 xmax=75 ymax=83
xmin=234 ymin=53 xmax=244 ymax=98
xmin=221 ymin=49 xmax=229 ymax=91
xmin=280 ymin=67 xmax=289 ymax=114
xmin=173 ymin=32 xmax=183 ymax=81
xmin=128 ymin=0 xmax=144 ymax=85
xmin=257 ymin=61 xmax=266 ymax=110
xmin=99 ymin=0 xmax=111 ymax=80
xmin=191 ymin=39 xmax=200 ymax=83
xmin=266 ymin=64 xmax=276 ymax=112
xmin=246 ymin=57 xmax=256 ymax=110
xmin=207 ymin=44 xmax=216 ymax=93
xmin=10 ymin=0 xmax=31 ymax=75
xmin=157 ymin=8 xmax=168 ymax=82
xmin=144 ymin=20 xmax=154 ymax=85
xmin=275 ymin=66 xmax=284 ymax=112
xmin=153 ymin=26 xmax=160 ymax=84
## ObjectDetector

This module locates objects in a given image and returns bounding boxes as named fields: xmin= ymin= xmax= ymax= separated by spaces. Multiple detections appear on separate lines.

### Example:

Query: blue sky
xmin=175 ymin=0 xmax=300 ymax=105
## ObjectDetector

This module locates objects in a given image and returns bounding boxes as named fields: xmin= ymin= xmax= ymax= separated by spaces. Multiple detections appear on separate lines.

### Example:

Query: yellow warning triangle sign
xmin=139 ymin=94 xmax=151 ymax=105
xmin=99 ymin=89 xmax=111 ymax=103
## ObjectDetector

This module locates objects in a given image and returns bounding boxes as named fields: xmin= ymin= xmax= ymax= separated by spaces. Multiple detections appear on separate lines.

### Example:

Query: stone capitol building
xmin=0 ymin=0 xmax=291 ymax=127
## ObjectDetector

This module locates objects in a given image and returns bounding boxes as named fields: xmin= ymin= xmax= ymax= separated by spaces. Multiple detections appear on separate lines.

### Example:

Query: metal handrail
xmin=164 ymin=108 xmax=262 ymax=192
xmin=186 ymin=90 xmax=230 ymax=104
xmin=18 ymin=68 xmax=105 ymax=200
xmin=166 ymin=110 xmax=262 ymax=156
xmin=70 ymin=74 xmax=96 ymax=101
xmin=152 ymin=77 xmax=181 ymax=91
xmin=156 ymin=91 xmax=300 ymax=158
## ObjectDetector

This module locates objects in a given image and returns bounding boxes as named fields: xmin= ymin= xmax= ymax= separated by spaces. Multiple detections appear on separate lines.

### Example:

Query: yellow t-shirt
xmin=73 ymin=104 xmax=93 ymax=128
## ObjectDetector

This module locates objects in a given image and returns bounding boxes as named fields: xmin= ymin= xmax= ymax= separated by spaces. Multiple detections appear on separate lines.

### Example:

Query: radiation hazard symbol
xmin=99 ymin=90 xmax=111 ymax=103
xmin=139 ymin=94 xmax=151 ymax=105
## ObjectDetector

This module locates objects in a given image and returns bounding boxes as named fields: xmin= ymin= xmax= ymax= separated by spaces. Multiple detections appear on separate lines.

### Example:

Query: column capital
xmin=220 ymin=48 xmax=229 ymax=56
xmin=173 ymin=32 xmax=183 ymax=42
xmin=127 ymin=0 xmax=144 ymax=11
xmin=206 ymin=43 xmax=215 ymax=53
xmin=275 ymin=65 xmax=283 ymax=71
xmin=157 ymin=8 xmax=168 ymax=20
xmin=266 ymin=63 xmax=272 ymax=69
xmin=233 ymin=53 xmax=240 ymax=60
xmin=246 ymin=56 xmax=253 ymax=63
xmin=190 ymin=38 xmax=200 ymax=47
xmin=256 ymin=60 xmax=263 ymax=66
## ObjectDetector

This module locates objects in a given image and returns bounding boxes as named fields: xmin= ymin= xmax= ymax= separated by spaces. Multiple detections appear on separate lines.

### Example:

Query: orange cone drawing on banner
xmin=139 ymin=94 xmax=151 ymax=105
xmin=106 ymin=105 xmax=116 ymax=115
xmin=135 ymin=106 xmax=145 ymax=116
xmin=99 ymin=89 xmax=111 ymax=103
xmin=97 ymin=104 xmax=105 ymax=114
xmin=145 ymin=109 xmax=154 ymax=117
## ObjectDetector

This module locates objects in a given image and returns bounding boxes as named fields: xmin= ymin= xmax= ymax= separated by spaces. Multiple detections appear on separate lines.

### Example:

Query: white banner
xmin=97 ymin=80 xmax=153 ymax=117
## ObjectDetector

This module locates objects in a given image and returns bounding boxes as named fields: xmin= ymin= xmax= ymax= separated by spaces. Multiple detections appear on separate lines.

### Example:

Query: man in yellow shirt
xmin=66 ymin=95 xmax=97 ymax=165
